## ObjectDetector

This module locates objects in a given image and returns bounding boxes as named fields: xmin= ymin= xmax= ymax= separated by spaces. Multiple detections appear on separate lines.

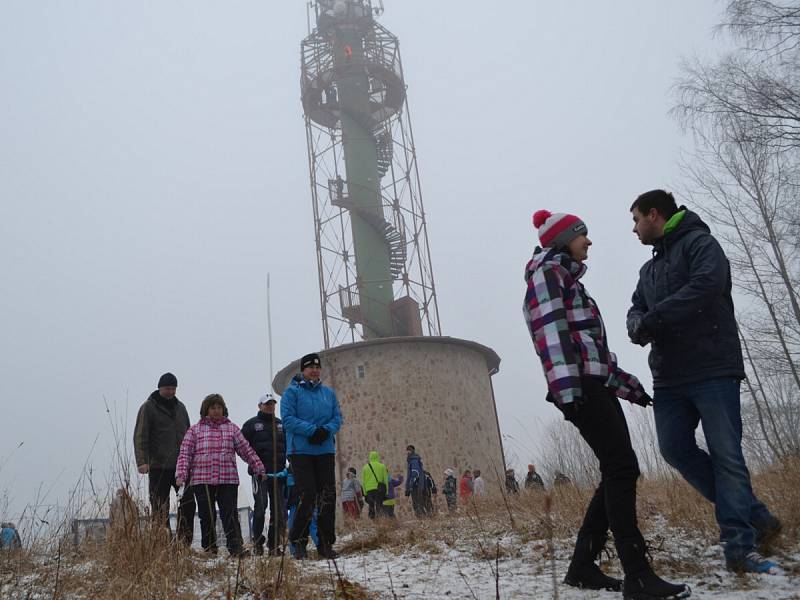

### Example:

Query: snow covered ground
xmin=313 ymin=516 xmax=800 ymax=600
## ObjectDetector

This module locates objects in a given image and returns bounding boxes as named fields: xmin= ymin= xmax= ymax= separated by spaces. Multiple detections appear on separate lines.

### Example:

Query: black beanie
xmin=300 ymin=353 xmax=321 ymax=370
xmin=158 ymin=372 xmax=178 ymax=388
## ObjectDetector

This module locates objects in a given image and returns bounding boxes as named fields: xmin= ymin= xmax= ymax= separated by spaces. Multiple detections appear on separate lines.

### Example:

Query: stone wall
xmin=273 ymin=337 xmax=506 ymax=492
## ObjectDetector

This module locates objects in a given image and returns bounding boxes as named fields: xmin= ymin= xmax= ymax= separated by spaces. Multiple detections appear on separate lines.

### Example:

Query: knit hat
xmin=157 ymin=372 xmax=178 ymax=388
xmin=444 ymin=468 xmax=454 ymax=476
xmin=300 ymin=353 xmax=321 ymax=370
xmin=532 ymin=210 xmax=588 ymax=249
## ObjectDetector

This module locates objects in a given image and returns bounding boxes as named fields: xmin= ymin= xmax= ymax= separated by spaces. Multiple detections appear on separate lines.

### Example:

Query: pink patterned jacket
xmin=175 ymin=417 xmax=265 ymax=486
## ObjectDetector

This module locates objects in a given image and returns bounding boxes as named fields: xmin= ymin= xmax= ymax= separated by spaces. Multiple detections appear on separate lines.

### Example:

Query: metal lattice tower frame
xmin=301 ymin=1 xmax=441 ymax=349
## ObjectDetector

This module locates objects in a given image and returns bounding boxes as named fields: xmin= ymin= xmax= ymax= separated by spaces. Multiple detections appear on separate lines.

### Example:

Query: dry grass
xmin=2 ymin=459 xmax=798 ymax=599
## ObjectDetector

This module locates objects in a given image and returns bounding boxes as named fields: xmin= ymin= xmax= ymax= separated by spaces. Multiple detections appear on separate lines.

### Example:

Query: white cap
xmin=258 ymin=393 xmax=277 ymax=405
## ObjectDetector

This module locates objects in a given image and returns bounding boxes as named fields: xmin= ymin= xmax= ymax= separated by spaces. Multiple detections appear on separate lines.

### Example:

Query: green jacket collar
xmin=663 ymin=209 xmax=687 ymax=236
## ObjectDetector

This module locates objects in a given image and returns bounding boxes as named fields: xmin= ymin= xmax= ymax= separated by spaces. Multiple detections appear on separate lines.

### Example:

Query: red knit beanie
xmin=532 ymin=210 xmax=588 ymax=248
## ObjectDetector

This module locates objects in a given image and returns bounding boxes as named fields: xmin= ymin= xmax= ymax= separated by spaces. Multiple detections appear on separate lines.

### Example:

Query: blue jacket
xmin=627 ymin=209 xmax=745 ymax=388
xmin=280 ymin=375 xmax=342 ymax=456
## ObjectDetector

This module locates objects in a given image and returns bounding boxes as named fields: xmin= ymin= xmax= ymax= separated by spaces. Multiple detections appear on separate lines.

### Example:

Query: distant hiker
xmin=442 ymin=469 xmax=458 ymax=513
xmin=176 ymin=393 xmax=265 ymax=557
xmin=0 ymin=522 xmax=21 ymax=550
xmin=628 ymin=189 xmax=782 ymax=575
xmin=459 ymin=470 xmax=473 ymax=504
xmin=341 ymin=467 xmax=362 ymax=520
xmin=524 ymin=209 xmax=690 ymax=598
xmin=423 ymin=470 xmax=437 ymax=515
xmin=472 ymin=469 xmax=486 ymax=497
xmin=504 ymin=469 xmax=520 ymax=495
xmin=524 ymin=464 xmax=545 ymax=491
xmin=404 ymin=445 xmax=429 ymax=517
xmin=361 ymin=451 xmax=389 ymax=519
xmin=281 ymin=353 xmax=342 ymax=559
xmin=241 ymin=393 xmax=287 ymax=556
xmin=133 ymin=372 xmax=196 ymax=545
xmin=553 ymin=471 xmax=571 ymax=487
xmin=382 ymin=472 xmax=404 ymax=518
xmin=109 ymin=487 xmax=140 ymax=542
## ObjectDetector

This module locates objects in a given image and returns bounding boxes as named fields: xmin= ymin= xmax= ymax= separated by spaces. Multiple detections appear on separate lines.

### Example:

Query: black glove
xmin=630 ymin=392 xmax=653 ymax=408
xmin=308 ymin=427 xmax=330 ymax=445
xmin=560 ymin=400 xmax=581 ymax=420
xmin=628 ymin=317 xmax=653 ymax=346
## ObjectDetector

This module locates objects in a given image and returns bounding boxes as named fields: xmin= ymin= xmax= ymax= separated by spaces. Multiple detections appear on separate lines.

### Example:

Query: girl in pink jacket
xmin=176 ymin=393 xmax=265 ymax=556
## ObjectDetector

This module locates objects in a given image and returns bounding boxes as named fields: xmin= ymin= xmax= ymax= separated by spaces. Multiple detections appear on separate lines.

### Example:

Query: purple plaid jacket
xmin=523 ymin=247 xmax=649 ymax=407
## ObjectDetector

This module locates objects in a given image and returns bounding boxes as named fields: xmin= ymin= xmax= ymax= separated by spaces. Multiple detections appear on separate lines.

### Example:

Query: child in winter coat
xmin=442 ymin=469 xmax=457 ymax=513
xmin=341 ymin=467 xmax=362 ymax=520
xmin=176 ymin=394 xmax=265 ymax=557
xmin=382 ymin=473 xmax=404 ymax=518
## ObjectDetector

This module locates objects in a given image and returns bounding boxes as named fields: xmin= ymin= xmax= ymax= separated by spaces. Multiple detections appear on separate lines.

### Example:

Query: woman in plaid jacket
xmin=176 ymin=393 xmax=265 ymax=556
xmin=523 ymin=210 xmax=690 ymax=600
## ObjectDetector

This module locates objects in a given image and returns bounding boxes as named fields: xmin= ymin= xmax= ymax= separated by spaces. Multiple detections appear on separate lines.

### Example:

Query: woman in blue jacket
xmin=281 ymin=353 xmax=342 ymax=560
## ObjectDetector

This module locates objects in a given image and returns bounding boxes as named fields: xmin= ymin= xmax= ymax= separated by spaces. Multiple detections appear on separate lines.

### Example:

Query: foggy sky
xmin=0 ymin=1 xmax=723 ymax=518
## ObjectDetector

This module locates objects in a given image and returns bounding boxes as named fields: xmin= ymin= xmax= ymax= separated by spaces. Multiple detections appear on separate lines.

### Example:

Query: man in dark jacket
xmin=242 ymin=393 xmax=287 ymax=555
xmin=628 ymin=190 xmax=781 ymax=574
xmin=404 ymin=445 xmax=429 ymax=517
xmin=133 ymin=372 xmax=195 ymax=544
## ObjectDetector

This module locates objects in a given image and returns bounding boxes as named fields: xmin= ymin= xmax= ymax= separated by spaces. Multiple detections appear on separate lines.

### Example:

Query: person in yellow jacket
xmin=361 ymin=451 xmax=389 ymax=519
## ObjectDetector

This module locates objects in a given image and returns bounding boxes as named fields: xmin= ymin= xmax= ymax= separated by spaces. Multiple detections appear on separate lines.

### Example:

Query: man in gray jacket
xmin=627 ymin=190 xmax=781 ymax=574
xmin=133 ymin=372 xmax=195 ymax=544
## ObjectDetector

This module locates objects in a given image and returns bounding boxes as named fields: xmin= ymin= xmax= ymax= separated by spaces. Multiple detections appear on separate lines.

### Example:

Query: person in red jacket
xmin=176 ymin=394 xmax=265 ymax=557
xmin=459 ymin=470 xmax=473 ymax=504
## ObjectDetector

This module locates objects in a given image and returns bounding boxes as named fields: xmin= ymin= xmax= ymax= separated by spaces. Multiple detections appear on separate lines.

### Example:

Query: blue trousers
xmin=654 ymin=377 xmax=775 ymax=559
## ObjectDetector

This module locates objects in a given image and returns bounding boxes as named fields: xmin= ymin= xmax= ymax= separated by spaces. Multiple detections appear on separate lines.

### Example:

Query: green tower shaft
xmin=332 ymin=31 xmax=394 ymax=338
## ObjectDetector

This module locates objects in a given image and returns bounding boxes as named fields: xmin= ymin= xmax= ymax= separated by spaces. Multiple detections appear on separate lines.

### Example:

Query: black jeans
xmin=194 ymin=484 xmax=242 ymax=554
xmin=148 ymin=468 xmax=195 ymax=545
xmin=288 ymin=454 xmax=336 ymax=552
xmin=252 ymin=476 xmax=285 ymax=550
xmin=365 ymin=490 xmax=384 ymax=519
xmin=563 ymin=378 xmax=642 ymax=545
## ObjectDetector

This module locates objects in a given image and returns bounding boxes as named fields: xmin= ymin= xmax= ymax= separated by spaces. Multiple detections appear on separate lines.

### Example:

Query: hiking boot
xmin=726 ymin=551 xmax=780 ymax=574
xmin=616 ymin=536 xmax=691 ymax=600
xmin=292 ymin=545 xmax=308 ymax=560
xmin=564 ymin=532 xmax=621 ymax=591
xmin=564 ymin=563 xmax=622 ymax=591
xmin=229 ymin=548 xmax=250 ymax=559
xmin=623 ymin=572 xmax=691 ymax=599
xmin=267 ymin=547 xmax=284 ymax=557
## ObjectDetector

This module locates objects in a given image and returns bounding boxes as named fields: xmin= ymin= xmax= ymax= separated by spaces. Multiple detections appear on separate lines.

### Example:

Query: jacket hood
xmin=662 ymin=208 xmax=710 ymax=244
xmin=524 ymin=247 xmax=586 ymax=283
xmin=369 ymin=450 xmax=380 ymax=462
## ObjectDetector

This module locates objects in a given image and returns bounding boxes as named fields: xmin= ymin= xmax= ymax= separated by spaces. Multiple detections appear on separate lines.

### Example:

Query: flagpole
xmin=267 ymin=273 xmax=274 ymax=388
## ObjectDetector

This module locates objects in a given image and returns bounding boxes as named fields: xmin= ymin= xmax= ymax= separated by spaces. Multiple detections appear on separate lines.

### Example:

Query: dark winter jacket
xmin=133 ymin=391 xmax=190 ymax=469
xmin=524 ymin=471 xmax=545 ymax=490
xmin=627 ymin=209 xmax=745 ymax=388
xmin=241 ymin=412 xmax=286 ymax=474
xmin=405 ymin=452 xmax=425 ymax=493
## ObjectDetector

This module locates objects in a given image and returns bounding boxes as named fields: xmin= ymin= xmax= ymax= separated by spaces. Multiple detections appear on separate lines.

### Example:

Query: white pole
xmin=267 ymin=273 xmax=274 ymax=388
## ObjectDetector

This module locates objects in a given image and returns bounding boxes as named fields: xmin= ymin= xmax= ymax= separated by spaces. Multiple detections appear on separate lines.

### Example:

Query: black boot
xmin=616 ymin=536 xmax=691 ymax=600
xmin=253 ymin=535 xmax=265 ymax=556
xmin=563 ymin=533 xmax=622 ymax=591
